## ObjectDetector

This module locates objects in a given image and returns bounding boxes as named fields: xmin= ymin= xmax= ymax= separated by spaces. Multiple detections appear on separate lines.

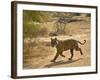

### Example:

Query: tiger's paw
xmin=50 ymin=60 xmax=56 ymax=62
xmin=68 ymin=58 xmax=72 ymax=60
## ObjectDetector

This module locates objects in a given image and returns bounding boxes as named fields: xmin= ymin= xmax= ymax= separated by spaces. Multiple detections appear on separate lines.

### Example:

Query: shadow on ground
xmin=44 ymin=58 xmax=83 ymax=68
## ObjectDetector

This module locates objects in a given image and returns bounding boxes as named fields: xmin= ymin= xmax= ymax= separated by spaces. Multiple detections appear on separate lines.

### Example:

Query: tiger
xmin=50 ymin=38 xmax=86 ymax=62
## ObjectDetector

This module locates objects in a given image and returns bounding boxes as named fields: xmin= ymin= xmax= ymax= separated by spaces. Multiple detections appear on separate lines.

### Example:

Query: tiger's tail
xmin=77 ymin=40 xmax=86 ymax=45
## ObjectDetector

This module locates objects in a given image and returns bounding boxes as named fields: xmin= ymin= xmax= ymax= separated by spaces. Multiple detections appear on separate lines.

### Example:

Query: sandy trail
xmin=23 ymin=34 xmax=90 ymax=69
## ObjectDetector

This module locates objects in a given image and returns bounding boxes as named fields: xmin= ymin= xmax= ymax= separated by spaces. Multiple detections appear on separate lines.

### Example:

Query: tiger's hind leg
xmin=79 ymin=48 xmax=83 ymax=55
xmin=75 ymin=47 xmax=83 ymax=55
xmin=69 ymin=49 xmax=74 ymax=60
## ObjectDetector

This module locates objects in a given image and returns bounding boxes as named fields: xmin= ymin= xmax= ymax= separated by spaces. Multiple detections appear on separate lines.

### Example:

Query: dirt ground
xmin=23 ymin=17 xmax=91 ymax=69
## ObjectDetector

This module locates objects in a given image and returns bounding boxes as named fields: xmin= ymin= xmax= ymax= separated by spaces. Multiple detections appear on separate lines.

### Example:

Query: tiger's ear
xmin=55 ymin=38 xmax=57 ymax=40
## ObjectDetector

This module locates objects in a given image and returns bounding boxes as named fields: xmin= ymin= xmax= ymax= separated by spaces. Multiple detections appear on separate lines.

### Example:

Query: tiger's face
xmin=51 ymin=38 xmax=58 ymax=47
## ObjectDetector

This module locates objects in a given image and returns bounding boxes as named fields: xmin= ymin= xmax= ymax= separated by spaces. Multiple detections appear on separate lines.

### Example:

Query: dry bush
xmin=24 ymin=44 xmax=51 ymax=59
xmin=24 ymin=39 xmax=51 ymax=58
xmin=37 ymin=27 xmax=48 ymax=37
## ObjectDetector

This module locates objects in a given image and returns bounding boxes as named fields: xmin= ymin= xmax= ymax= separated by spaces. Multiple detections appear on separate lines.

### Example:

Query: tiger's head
xmin=51 ymin=38 xmax=58 ymax=47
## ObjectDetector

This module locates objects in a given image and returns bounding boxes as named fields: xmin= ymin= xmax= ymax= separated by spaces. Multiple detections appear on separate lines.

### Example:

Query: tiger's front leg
xmin=59 ymin=52 xmax=65 ymax=57
xmin=50 ymin=52 xmax=60 ymax=62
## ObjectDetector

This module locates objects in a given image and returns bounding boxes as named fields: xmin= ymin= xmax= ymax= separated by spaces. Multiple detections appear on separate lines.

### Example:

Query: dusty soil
xmin=23 ymin=17 xmax=91 ymax=69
